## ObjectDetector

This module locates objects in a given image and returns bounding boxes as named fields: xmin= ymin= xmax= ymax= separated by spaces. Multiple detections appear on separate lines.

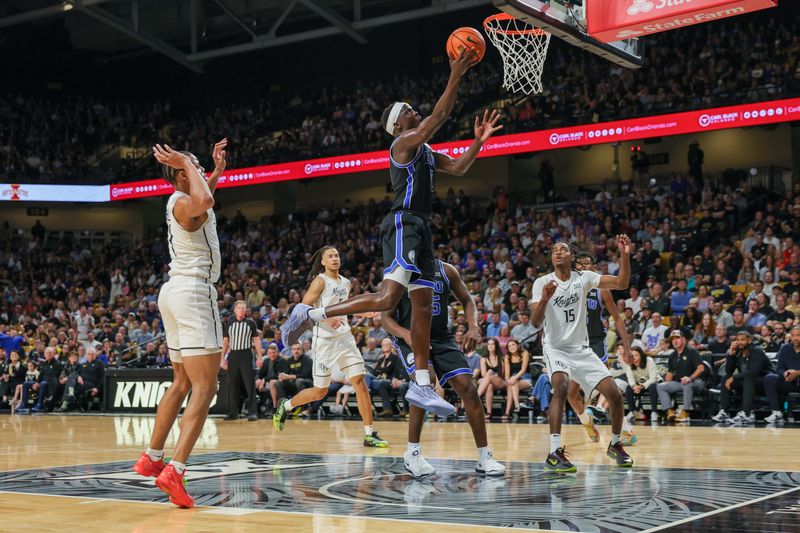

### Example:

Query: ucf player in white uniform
xmin=273 ymin=246 xmax=388 ymax=448
xmin=132 ymin=139 xmax=228 ymax=509
xmin=531 ymin=237 xmax=635 ymax=473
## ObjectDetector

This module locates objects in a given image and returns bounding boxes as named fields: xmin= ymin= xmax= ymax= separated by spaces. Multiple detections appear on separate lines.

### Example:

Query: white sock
xmin=146 ymin=448 xmax=163 ymax=461
xmin=549 ymin=434 xmax=561 ymax=454
xmin=364 ymin=425 xmax=373 ymax=436
xmin=415 ymin=369 xmax=431 ymax=387
xmin=611 ymin=433 xmax=621 ymax=445
xmin=407 ymin=442 xmax=421 ymax=454
xmin=169 ymin=460 xmax=186 ymax=474
xmin=284 ymin=399 xmax=293 ymax=411
xmin=308 ymin=308 xmax=327 ymax=322
xmin=577 ymin=411 xmax=591 ymax=425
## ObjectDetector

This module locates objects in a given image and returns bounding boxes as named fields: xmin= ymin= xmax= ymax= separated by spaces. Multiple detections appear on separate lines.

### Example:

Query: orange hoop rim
xmin=483 ymin=13 xmax=548 ymax=37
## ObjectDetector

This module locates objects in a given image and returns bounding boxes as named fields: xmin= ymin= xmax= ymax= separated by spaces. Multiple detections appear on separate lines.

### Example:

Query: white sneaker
xmin=625 ymin=411 xmax=635 ymax=422
xmin=650 ymin=411 xmax=659 ymax=422
xmin=404 ymin=449 xmax=436 ymax=478
xmin=711 ymin=409 xmax=730 ymax=423
xmin=731 ymin=411 xmax=754 ymax=424
xmin=764 ymin=411 xmax=784 ymax=423
xmin=476 ymin=449 xmax=506 ymax=477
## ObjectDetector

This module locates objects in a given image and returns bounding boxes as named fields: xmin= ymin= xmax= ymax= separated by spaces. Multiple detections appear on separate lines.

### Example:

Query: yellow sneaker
xmin=583 ymin=420 xmax=600 ymax=442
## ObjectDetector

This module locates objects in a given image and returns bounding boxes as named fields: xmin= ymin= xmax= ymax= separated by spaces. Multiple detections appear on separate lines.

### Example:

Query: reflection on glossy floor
xmin=2 ymin=415 xmax=799 ymax=532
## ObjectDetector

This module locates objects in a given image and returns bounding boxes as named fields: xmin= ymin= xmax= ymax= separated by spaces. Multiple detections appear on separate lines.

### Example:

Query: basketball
xmin=446 ymin=27 xmax=486 ymax=64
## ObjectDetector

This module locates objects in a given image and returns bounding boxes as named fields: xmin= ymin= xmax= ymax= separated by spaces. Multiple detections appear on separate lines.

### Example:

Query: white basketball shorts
xmin=158 ymin=276 xmax=222 ymax=363
xmin=312 ymin=334 xmax=366 ymax=388
xmin=544 ymin=344 xmax=612 ymax=396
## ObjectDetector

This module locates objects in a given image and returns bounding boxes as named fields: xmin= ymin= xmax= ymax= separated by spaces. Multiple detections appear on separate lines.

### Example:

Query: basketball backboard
xmin=493 ymin=0 xmax=644 ymax=68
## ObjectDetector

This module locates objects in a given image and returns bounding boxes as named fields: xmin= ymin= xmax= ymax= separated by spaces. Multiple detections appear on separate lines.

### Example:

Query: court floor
xmin=1 ymin=414 xmax=798 ymax=532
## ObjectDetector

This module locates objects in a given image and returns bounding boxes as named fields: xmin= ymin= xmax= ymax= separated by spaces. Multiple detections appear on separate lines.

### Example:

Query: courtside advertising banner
xmin=3 ymin=97 xmax=798 ymax=203
xmin=587 ymin=0 xmax=779 ymax=43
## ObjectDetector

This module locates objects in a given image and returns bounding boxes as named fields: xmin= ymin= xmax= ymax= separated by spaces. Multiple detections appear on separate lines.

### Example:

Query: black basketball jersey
xmin=586 ymin=287 xmax=606 ymax=342
xmin=394 ymin=260 xmax=451 ymax=341
xmin=389 ymin=139 xmax=436 ymax=215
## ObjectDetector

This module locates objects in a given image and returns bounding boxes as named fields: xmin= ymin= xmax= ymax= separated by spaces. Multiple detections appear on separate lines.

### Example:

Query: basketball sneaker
xmin=764 ymin=411 xmax=784 ymax=423
xmin=585 ymin=405 xmax=606 ymax=423
xmin=404 ymin=449 xmax=436 ymax=478
xmin=155 ymin=464 xmax=194 ymax=508
xmin=281 ymin=303 xmax=314 ymax=346
xmin=607 ymin=442 xmax=634 ymax=468
xmin=405 ymin=381 xmax=455 ymax=417
xmin=620 ymin=431 xmax=638 ymax=446
xmin=132 ymin=452 xmax=166 ymax=478
xmin=675 ymin=410 xmax=690 ymax=423
xmin=731 ymin=411 xmax=755 ymax=425
xmin=582 ymin=420 xmax=600 ymax=442
xmin=273 ymin=398 xmax=289 ymax=431
xmin=475 ymin=449 xmax=506 ymax=476
xmin=363 ymin=432 xmax=389 ymax=448
xmin=544 ymin=447 xmax=576 ymax=474
xmin=711 ymin=409 xmax=731 ymax=423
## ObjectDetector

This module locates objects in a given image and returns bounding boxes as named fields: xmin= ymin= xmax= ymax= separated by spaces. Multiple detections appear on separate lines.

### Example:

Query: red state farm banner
xmin=587 ymin=0 xmax=778 ymax=43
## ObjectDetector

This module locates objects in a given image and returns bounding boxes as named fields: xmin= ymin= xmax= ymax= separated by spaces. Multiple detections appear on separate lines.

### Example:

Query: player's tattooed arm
xmin=598 ymin=234 xmax=632 ymax=290
xmin=443 ymin=262 xmax=480 ymax=352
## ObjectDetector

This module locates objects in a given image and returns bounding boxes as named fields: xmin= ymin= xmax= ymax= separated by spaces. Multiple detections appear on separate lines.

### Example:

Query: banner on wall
xmin=0 ymin=183 xmax=110 ymax=203
xmin=586 ymin=0 xmax=779 ymax=43
xmin=3 ymin=96 xmax=799 ymax=203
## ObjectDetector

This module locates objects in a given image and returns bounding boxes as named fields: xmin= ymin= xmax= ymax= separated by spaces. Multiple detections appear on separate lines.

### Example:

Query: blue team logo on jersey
xmin=588 ymin=299 xmax=598 ymax=310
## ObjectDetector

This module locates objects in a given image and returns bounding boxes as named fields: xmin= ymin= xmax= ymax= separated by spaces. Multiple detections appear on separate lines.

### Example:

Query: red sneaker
xmin=155 ymin=464 xmax=194 ymax=508
xmin=132 ymin=452 xmax=166 ymax=478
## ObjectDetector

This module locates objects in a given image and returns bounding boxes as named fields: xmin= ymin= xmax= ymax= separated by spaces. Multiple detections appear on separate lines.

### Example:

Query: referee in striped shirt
xmin=222 ymin=301 xmax=263 ymax=421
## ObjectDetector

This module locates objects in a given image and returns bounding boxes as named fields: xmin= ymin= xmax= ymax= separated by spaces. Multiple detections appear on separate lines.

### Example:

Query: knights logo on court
xmin=2 ymin=451 xmax=798 ymax=531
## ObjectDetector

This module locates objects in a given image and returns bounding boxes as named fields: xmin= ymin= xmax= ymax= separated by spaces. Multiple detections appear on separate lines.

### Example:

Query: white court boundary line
xmin=640 ymin=485 xmax=800 ymax=533
xmin=0 ymin=490 xmax=523 ymax=532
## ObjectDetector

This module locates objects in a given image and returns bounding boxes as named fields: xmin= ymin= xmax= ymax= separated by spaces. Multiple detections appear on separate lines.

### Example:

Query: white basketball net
xmin=484 ymin=15 xmax=551 ymax=95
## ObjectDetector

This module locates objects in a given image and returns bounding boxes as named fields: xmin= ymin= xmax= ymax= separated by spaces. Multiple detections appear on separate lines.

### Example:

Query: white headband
xmin=385 ymin=102 xmax=409 ymax=135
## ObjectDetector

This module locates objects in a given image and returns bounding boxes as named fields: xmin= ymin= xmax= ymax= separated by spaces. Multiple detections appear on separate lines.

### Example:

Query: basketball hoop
xmin=483 ymin=13 xmax=551 ymax=95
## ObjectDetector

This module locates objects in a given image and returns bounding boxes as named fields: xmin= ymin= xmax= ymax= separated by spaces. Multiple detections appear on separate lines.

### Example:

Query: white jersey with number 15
xmin=532 ymin=270 xmax=601 ymax=350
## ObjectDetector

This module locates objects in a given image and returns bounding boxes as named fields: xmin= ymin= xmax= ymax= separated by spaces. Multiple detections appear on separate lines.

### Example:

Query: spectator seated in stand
xmin=763 ymin=326 xmax=800 ymax=423
xmin=711 ymin=331 xmax=772 ymax=424
xmin=655 ymin=329 xmax=706 ymax=423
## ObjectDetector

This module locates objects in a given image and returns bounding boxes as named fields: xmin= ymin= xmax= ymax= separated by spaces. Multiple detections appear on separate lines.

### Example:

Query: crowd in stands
xmin=2 ymin=162 xmax=800 ymax=422
xmin=1 ymin=6 xmax=799 ymax=185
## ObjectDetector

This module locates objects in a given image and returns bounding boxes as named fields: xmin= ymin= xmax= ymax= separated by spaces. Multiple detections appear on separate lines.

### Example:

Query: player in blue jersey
xmin=282 ymin=50 xmax=502 ymax=416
